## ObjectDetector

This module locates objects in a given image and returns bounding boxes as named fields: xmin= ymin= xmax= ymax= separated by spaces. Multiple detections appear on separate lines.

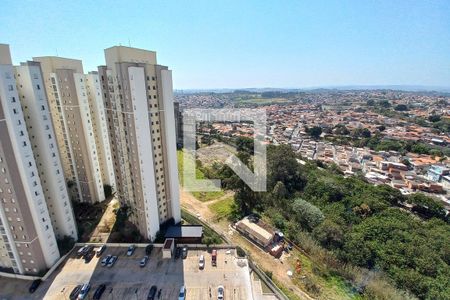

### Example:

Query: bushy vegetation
xmin=203 ymin=137 xmax=449 ymax=299
xmin=177 ymin=150 xmax=226 ymax=201
xmin=352 ymin=134 xmax=450 ymax=157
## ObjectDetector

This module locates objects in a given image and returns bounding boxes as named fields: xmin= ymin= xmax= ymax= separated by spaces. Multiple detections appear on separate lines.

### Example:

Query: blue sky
xmin=1 ymin=1 xmax=449 ymax=89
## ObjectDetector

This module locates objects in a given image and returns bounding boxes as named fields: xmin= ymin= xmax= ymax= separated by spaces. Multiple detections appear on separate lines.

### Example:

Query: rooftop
xmin=165 ymin=225 xmax=203 ymax=238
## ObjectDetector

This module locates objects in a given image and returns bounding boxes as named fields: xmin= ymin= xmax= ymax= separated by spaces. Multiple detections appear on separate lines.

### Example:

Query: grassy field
xmin=235 ymin=97 xmax=293 ymax=106
xmin=177 ymin=150 xmax=226 ymax=202
xmin=208 ymin=196 xmax=234 ymax=220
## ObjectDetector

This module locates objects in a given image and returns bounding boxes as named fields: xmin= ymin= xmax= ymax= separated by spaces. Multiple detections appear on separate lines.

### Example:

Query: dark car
xmin=175 ymin=248 xmax=181 ymax=259
xmin=82 ymin=245 xmax=94 ymax=259
xmin=147 ymin=285 xmax=157 ymax=300
xmin=84 ymin=251 xmax=95 ymax=263
xmin=93 ymin=284 xmax=106 ymax=300
xmin=29 ymin=279 xmax=41 ymax=293
xmin=182 ymin=247 xmax=188 ymax=259
xmin=70 ymin=285 xmax=82 ymax=300
xmin=145 ymin=244 xmax=154 ymax=255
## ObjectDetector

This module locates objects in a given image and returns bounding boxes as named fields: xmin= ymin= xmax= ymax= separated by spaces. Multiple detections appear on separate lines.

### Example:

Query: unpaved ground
xmin=88 ymin=198 xmax=118 ymax=243
xmin=180 ymin=188 xmax=313 ymax=300
xmin=196 ymin=142 xmax=237 ymax=165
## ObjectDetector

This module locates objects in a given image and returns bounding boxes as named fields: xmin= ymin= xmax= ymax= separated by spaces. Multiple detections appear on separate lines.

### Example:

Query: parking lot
xmin=0 ymin=245 xmax=254 ymax=300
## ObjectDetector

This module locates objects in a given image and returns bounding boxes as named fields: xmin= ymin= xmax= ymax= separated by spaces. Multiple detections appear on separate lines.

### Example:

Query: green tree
xmin=407 ymin=193 xmax=446 ymax=220
xmin=308 ymin=126 xmax=322 ymax=139
xmin=267 ymin=145 xmax=307 ymax=193
xmin=236 ymin=136 xmax=254 ymax=154
xmin=292 ymin=198 xmax=324 ymax=230
xmin=313 ymin=219 xmax=344 ymax=249
xmin=428 ymin=115 xmax=441 ymax=123
xmin=394 ymin=104 xmax=408 ymax=111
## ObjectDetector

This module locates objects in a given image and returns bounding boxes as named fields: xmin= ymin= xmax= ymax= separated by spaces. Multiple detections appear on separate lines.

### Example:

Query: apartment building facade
xmin=32 ymin=57 xmax=105 ymax=203
xmin=14 ymin=61 xmax=78 ymax=241
xmin=0 ymin=45 xmax=60 ymax=275
xmin=85 ymin=72 xmax=116 ymax=191
xmin=99 ymin=46 xmax=180 ymax=241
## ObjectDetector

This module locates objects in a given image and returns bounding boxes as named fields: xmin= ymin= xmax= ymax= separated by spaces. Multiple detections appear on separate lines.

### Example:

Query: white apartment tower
xmin=0 ymin=44 xmax=60 ymax=275
xmin=32 ymin=56 xmax=105 ymax=203
xmin=85 ymin=72 xmax=116 ymax=191
xmin=98 ymin=46 xmax=181 ymax=241
xmin=15 ymin=61 xmax=78 ymax=240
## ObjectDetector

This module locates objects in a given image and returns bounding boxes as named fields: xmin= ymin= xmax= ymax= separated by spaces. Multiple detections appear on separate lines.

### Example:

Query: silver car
xmin=140 ymin=255 xmax=149 ymax=267
xmin=77 ymin=283 xmax=90 ymax=300
xmin=217 ymin=285 xmax=224 ymax=300
xmin=107 ymin=256 xmax=117 ymax=267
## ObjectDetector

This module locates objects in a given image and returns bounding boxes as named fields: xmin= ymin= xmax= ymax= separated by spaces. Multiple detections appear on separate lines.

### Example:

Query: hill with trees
xmin=202 ymin=138 xmax=449 ymax=299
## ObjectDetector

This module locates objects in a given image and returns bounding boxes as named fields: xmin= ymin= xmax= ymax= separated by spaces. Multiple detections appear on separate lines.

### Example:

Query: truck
xmin=211 ymin=249 xmax=217 ymax=267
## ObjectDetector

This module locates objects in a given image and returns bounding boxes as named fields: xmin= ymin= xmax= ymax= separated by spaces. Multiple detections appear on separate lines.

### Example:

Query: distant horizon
xmin=174 ymin=84 xmax=450 ymax=93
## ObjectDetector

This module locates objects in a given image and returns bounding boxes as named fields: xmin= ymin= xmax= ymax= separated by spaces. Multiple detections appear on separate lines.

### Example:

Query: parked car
xmin=101 ymin=255 xmax=112 ymax=266
xmin=217 ymin=285 xmax=224 ymax=300
xmin=82 ymin=245 xmax=94 ymax=258
xmin=145 ymin=244 xmax=154 ymax=255
xmin=77 ymin=283 xmax=91 ymax=300
xmin=182 ymin=247 xmax=188 ymax=259
xmin=28 ymin=279 xmax=41 ymax=293
xmin=178 ymin=286 xmax=186 ymax=300
xmin=76 ymin=245 xmax=88 ymax=258
xmin=147 ymin=285 xmax=157 ymax=300
xmin=140 ymin=255 xmax=149 ymax=267
xmin=107 ymin=256 xmax=117 ymax=267
xmin=175 ymin=247 xmax=181 ymax=259
xmin=211 ymin=249 xmax=217 ymax=266
xmin=84 ymin=250 xmax=95 ymax=263
xmin=93 ymin=284 xmax=106 ymax=300
xmin=69 ymin=285 xmax=82 ymax=300
xmin=96 ymin=245 xmax=106 ymax=257
xmin=198 ymin=255 xmax=205 ymax=269
xmin=127 ymin=245 xmax=136 ymax=256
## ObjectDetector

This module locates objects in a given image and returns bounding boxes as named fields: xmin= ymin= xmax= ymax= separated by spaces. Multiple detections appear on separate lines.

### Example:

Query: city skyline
xmin=1 ymin=0 xmax=449 ymax=89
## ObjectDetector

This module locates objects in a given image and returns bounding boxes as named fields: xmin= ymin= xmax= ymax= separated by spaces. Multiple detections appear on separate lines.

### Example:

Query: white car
xmin=217 ymin=285 xmax=224 ymax=300
xmin=127 ymin=245 xmax=136 ymax=256
xmin=198 ymin=255 xmax=205 ymax=269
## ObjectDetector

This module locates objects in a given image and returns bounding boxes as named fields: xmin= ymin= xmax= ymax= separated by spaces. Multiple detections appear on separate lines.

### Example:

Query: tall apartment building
xmin=85 ymin=72 xmax=116 ymax=191
xmin=174 ymin=101 xmax=183 ymax=148
xmin=98 ymin=46 xmax=180 ymax=241
xmin=32 ymin=57 xmax=105 ymax=203
xmin=0 ymin=44 xmax=60 ymax=275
